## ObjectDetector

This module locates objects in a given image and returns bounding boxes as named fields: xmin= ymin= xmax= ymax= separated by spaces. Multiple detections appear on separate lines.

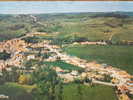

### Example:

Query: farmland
xmin=62 ymin=83 xmax=117 ymax=100
xmin=64 ymin=45 xmax=133 ymax=75
xmin=1 ymin=12 xmax=133 ymax=44
xmin=0 ymin=82 xmax=117 ymax=100
xmin=44 ymin=61 xmax=83 ymax=71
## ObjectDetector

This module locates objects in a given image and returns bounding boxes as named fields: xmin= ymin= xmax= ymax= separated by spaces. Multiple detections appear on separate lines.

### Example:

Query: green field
xmin=0 ymin=83 xmax=35 ymax=100
xmin=1 ymin=12 xmax=133 ymax=44
xmin=44 ymin=61 xmax=82 ymax=71
xmin=64 ymin=45 xmax=133 ymax=75
xmin=62 ymin=83 xmax=117 ymax=100
xmin=0 ymin=82 xmax=117 ymax=100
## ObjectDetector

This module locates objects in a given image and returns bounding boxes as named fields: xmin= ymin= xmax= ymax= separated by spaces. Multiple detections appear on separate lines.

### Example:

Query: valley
xmin=0 ymin=12 xmax=133 ymax=100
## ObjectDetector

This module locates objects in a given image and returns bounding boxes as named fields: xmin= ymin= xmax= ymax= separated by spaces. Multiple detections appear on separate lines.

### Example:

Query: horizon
xmin=0 ymin=11 xmax=133 ymax=15
xmin=0 ymin=1 xmax=133 ymax=14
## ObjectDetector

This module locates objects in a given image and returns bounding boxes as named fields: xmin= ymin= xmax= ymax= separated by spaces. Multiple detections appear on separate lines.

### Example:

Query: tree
xmin=0 ymin=67 xmax=20 ymax=84
xmin=18 ymin=75 xmax=28 ymax=84
xmin=8 ymin=67 xmax=20 ymax=82
xmin=0 ymin=50 xmax=11 ymax=60
xmin=32 ymin=65 xmax=62 ymax=100
xmin=104 ymin=74 xmax=111 ymax=82
xmin=0 ymin=75 xmax=5 ymax=85
xmin=55 ymin=81 xmax=63 ymax=100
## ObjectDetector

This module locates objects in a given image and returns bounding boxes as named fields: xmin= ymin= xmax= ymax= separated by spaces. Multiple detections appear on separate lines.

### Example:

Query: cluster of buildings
xmin=38 ymin=41 xmax=133 ymax=98
xmin=72 ymin=41 xmax=107 ymax=45
xmin=0 ymin=39 xmax=29 ymax=70
xmin=0 ymin=39 xmax=28 ymax=53
xmin=0 ymin=32 xmax=133 ymax=100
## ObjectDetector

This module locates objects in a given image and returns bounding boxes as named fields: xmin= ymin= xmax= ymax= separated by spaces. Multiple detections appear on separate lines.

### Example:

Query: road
xmin=92 ymin=80 xmax=117 ymax=87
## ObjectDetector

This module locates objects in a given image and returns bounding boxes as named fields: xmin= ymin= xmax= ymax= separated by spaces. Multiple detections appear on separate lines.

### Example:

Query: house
xmin=27 ymin=55 xmax=35 ymax=60
xmin=127 ymin=81 xmax=133 ymax=87
xmin=71 ymin=71 xmax=78 ymax=76
xmin=53 ymin=67 xmax=64 ymax=73
xmin=117 ymin=85 xmax=129 ymax=94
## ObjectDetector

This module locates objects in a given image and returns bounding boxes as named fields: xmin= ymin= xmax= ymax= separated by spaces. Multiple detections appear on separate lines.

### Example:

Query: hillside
xmin=0 ymin=12 xmax=133 ymax=44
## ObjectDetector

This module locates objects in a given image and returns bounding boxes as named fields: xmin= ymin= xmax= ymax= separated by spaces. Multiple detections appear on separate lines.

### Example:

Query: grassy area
xmin=62 ymin=83 xmax=117 ymax=100
xmin=0 ymin=82 xmax=117 ymax=100
xmin=64 ymin=45 xmax=133 ymax=74
xmin=0 ymin=83 xmax=35 ymax=100
xmin=44 ymin=61 xmax=82 ymax=71
xmin=6 ymin=82 xmax=36 ymax=93
xmin=53 ymin=17 xmax=133 ymax=45
xmin=1 ymin=12 xmax=133 ymax=43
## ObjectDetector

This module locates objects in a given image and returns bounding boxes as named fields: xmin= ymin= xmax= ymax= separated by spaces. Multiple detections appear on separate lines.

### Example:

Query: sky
xmin=0 ymin=1 xmax=133 ymax=14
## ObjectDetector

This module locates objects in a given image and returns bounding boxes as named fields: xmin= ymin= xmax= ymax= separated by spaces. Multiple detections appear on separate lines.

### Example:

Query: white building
xmin=27 ymin=55 xmax=35 ymax=60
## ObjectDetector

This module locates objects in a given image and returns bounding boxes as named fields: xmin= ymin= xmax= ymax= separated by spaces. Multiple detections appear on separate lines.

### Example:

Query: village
xmin=0 ymin=32 xmax=133 ymax=100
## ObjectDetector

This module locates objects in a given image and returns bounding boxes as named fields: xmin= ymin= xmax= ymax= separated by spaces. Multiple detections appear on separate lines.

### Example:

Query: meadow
xmin=0 ymin=83 xmax=35 ymax=100
xmin=44 ymin=61 xmax=83 ymax=71
xmin=1 ymin=12 xmax=133 ymax=44
xmin=62 ymin=83 xmax=117 ymax=100
xmin=64 ymin=45 xmax=133 ymax=75
xmin=0 ymin=82 xmax=117 ymax=100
